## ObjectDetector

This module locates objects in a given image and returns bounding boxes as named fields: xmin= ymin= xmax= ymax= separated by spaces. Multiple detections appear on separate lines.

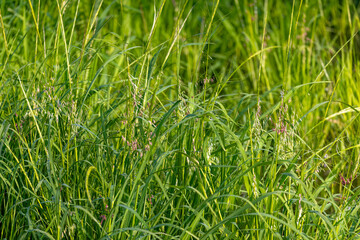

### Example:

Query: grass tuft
xmin=1 ymin=0 xmax=360 ymax=239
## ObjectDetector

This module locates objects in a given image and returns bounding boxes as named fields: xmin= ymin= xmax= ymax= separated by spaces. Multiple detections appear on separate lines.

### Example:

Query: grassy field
xmin=1 ymin=0 xmax=360 ymax=239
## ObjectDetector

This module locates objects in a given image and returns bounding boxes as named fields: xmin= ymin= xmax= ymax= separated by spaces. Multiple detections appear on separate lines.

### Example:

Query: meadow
xmin=1 ymin=0 xmax=360 ymax=239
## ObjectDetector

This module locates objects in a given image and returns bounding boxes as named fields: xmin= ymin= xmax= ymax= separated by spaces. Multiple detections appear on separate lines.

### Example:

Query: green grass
xmin=1 ymin=0 xmax=360 ymax=239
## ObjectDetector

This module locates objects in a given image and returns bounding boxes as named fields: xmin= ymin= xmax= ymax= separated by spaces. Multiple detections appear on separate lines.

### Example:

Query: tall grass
xmin=1 ymin=0 xmax=360 ymax=239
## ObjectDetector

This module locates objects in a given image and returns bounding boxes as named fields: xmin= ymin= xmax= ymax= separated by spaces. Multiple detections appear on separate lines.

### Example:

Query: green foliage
xmin=1 ymin=0 xmax=360 ymax=239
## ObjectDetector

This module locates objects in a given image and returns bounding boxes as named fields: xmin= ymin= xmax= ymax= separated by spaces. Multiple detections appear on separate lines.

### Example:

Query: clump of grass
xmin=1 ymin=0 xmax=360 ymax=239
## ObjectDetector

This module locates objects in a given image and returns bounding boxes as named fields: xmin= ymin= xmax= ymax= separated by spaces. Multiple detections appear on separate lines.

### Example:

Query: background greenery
xmin=1 ymin=0 xmax=360 ymax=239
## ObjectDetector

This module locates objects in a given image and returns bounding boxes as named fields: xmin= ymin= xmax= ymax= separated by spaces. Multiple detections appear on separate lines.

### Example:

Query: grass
xmin=1 ymin=0 xmax=360 ymax=239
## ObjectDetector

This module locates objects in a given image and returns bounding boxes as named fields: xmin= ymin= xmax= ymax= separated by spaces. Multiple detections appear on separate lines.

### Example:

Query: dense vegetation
xmin=1 ymin=0 xmax=360 ymax=239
